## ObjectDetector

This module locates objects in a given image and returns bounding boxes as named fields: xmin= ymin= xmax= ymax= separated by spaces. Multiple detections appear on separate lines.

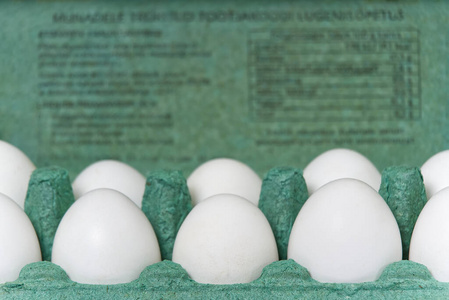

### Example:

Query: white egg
xmin=420 ymin=150 xmax=449 ymax=199
xmin=409 ymin=187 xmax=449 ymax=281
xmin=51 ymin=188 xmax=161 ymax=284
xmin=172 ymin=194 xmax=278 ymax=284
xmin=0 ymin=192 xmax=41 ymax=283
xmin=303 ymin=148 xmax=381 ymax=195
xmin=72 ymin=160 xmax=146 ymax=207
xmin=0 ymin=140 xmax=36 ymax=208
xmin=187 ymin=158 xmax=262 ymax=206
xmin=288 ymin=178 xmax=402 ymax=283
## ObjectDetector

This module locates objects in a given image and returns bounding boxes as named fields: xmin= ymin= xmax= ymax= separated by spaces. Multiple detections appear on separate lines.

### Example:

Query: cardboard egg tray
xmin=1 ymin=165 xmax=447 ymax=299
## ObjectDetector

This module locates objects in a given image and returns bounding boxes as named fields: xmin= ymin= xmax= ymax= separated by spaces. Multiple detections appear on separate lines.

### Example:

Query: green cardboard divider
xmin=141 ymin=169 xmax=192 ymax=260
xmin=379 ymin=166 xmax=427 ymax=260
xmin=259 ymin=167 xmax=308 ymax=260
xmin=24 ymin=167 xmax=75 ymax=261
xmin=5 ymin=165 xmax=448 ymax=299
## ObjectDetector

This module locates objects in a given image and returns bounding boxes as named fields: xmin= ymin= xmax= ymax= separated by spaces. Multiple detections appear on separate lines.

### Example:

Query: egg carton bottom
xmin=0 ymin=259 xmax=446 ymax=299
xmin=12 ymin=165 xmax=432 ymax=299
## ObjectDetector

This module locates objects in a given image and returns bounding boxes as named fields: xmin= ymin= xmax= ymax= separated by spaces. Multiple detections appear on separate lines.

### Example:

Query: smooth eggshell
xmin=409 ymin=187 xmax=449 ymax=281
xmin=187 ymin=158 xmax=262 ymax=206
xmin=288 ymin=178 xmax=402 ymax=283
xmin=420 ymin=150 xmax=449 ymax=199
xmin=0 ymin=140 xmax=36 ymax=208
xmin=72 ymin=160 xmax=146 ymax=207
xmin=172 ymin=194 xmax=278 ymax=284
xmin=51 ymin=188 xmax=161 ymax=284
xmin=0 ymin=192 xmax=41 ymax=283
xmin=303 ymin=148 xmax=381 ymax=195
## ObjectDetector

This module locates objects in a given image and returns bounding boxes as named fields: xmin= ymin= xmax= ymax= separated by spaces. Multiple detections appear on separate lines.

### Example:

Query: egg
xmin=420 ymin=150 xmax=449 ymax=199
xmin=409 ymin=187 xmax=449 ymax=281
xmin=172 ymin=194 xmax=278 ymax=284
xmin=0 ymin=140 xmax=36 ymax=208
xmin=288 ymin=178 xmax=402 ymax=283
xmin=0 ymin=192 xmax=41 ymax=283
xmin=72 ymin=160 xmax=146 ymax=207
xmin=303 ymin=148 xmax=381 ymax=195
xmin=51 ymin=188 xmax=161 ymax=284
xmin=187 ymin=158 xmax=262 ymax=206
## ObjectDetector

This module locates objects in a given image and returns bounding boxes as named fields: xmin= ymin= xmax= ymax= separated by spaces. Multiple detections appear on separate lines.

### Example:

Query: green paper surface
xmin=0 ymin=0 xmax=446 ymax=178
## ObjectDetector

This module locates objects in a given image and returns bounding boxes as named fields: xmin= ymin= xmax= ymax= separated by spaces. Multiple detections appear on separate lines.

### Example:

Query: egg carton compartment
xmin=0 ymin=165 xmax=444 ymax=299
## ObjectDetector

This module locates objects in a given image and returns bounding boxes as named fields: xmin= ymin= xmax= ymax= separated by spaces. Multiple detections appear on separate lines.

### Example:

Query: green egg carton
xmin=1 ymin=165 xmax=445 ymax=299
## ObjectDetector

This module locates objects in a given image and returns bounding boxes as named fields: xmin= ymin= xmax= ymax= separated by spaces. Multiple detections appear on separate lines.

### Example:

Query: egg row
xmin=0 ymin=141 xmax=382 ymax=210
xmin=2 ymin=139 xmax=445 ymax=208
xmin=1 ymin=140 xmax=449 ymax=285
xmin=2 ymin=180 xmax=396 ymax=285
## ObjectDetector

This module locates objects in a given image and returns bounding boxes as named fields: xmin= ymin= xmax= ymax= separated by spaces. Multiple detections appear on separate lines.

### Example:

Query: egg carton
xmin=0 ymin=165 xmax=446 ymax=299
